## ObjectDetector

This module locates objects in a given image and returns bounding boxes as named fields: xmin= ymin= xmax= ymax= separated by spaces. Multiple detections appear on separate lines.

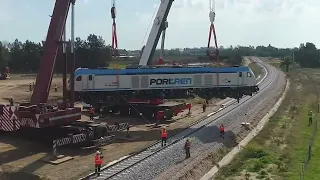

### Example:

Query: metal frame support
xmin=62 ymin=24 xmax=67 ymax=109
xmin=70 ymin=0 xmax=75 ymax=107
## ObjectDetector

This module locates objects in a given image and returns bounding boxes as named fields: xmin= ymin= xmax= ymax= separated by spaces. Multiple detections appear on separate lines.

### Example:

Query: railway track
xmin=82 ymin=59 xmax=276 ymax=180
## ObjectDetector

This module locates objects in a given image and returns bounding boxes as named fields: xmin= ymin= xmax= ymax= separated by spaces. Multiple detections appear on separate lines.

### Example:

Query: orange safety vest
xmin=161 ymin=129 xmax=168 ymax=138
xmin=220 ymin=126 xmax=225 ymax=132
xmin=95 ymin=155 xmax=102 ymax=165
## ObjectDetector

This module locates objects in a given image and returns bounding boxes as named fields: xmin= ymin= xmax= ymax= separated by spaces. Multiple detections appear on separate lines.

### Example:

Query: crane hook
xmin=209 ymin=11 xmax=215 ymax=23
xmin=209 ymin=0 xmax=215 ymax=23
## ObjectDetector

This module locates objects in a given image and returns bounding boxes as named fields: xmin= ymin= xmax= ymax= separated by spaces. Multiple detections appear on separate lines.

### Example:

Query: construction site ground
xmin=0 ymin=75 xmax=229 ymax=180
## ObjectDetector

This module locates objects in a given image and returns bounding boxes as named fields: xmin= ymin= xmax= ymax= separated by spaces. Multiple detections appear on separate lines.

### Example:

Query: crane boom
xmin=139 ymin=0 xmax=174 ymax=66
xmin=31 ymin=0 xmax=74 ymax=104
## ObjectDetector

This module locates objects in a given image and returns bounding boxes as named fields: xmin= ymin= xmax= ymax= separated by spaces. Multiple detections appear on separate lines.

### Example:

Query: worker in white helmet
xmin=94 ymin=151 xmax=103 ymax=176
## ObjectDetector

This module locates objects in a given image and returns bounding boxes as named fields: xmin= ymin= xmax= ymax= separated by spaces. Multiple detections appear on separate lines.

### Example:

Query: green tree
xmin=294 ymin=42 xmax=320 ymax=68
xmin=280 ymin=56 xmax=292 ymax=72
xmin=0 ymin=42 xmax=10 ymax=69
xmin=85 ymin=34 xmax=111 ymax=68
xmin=8 ymin=39 xmax=24 ymax=72
xmin=22 ymin=40 xmax=42 ymax=73
xmin=2 ymin=36 xmax=320 ymax=73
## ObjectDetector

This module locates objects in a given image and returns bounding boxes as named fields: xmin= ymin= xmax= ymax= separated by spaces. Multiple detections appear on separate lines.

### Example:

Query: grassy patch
xmin=248 ymin=63 xmax=262 ymax=77
xmin=242 ymin=58 xmax=250 ymax=66
xmin=267 ymin=59 xmax=282 ymax=69
xmin=214 ymin=69 xmax=319 ymax=180
xmin=304 ymin=126 xmax=320 ymax=179
xmin=268 ymin=62 xmax=281 ymax=68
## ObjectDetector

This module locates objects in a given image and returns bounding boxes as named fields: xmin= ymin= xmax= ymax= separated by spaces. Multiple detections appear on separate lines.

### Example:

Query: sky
xmin=0 ymin=0 xmax=320 ymax=50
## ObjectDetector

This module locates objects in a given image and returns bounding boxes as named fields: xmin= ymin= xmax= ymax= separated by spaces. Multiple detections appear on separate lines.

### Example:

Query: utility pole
xmin=292 ymin=47 xmax=295 ymax=62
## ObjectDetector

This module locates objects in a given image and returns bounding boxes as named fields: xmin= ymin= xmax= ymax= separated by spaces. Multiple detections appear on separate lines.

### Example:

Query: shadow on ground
xmin=0 ymin=171 xmax=43 ymax=180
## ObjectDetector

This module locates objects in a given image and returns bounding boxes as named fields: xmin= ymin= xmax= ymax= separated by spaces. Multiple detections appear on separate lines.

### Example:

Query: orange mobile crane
xmin=0 ymin=0 xmax=122 ymax=146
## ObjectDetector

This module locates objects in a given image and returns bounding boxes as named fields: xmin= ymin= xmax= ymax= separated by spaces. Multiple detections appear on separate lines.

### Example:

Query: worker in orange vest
xmin=161 ymin=128 xmax=168 ymax=147
xmin=95 ymin=151 xmax=103 ymax=176
xmin=90 ymin=106 xmax=95 ymax=120
xmin=220 ymin=123 xmax=225 ymax=138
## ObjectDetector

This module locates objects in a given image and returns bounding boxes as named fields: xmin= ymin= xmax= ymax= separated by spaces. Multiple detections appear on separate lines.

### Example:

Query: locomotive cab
xmin=74 ymin=74 xmax=94 ymax=91
xmin=74 ymin=68 xmax=95 ymax=92
xmin=246 ymin=69 xmax=256 ymax=87
xmin=74 ymin=75 xmax=82 ymax=91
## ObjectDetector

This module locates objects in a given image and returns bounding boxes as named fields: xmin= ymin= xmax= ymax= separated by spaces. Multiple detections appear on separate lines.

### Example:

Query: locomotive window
xmin=88 ymin=75 xmax=93 ymax=81
xmin=247 ymin=72 xmax=252 ymax=77
xmin=76 ymin=76 xmax=82 ymax=81
xmin=239 ymin=72 xmax=242 ymax=77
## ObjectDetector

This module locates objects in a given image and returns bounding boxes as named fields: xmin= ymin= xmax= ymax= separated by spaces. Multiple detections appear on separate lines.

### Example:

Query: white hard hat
xmin=96 ymin=151 xmax=101 ymax=155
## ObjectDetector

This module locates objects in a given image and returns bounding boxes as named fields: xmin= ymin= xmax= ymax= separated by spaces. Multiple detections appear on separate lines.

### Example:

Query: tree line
xmin=0 ymin=33 xmax=319 ymax=73
xmin=0 ymin=34 xmax=113 ymax=73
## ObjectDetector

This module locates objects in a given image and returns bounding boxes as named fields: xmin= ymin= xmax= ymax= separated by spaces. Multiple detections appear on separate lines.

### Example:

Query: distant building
xmin=118 ymin=55 xmax=136 ymax=59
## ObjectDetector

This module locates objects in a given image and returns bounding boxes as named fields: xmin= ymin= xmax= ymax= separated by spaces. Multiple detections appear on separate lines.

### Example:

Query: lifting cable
xmin=128 ymin=102 xmax=152 ymax=124
xmin=140 ymin=1 xmax=161 ymax=49
xmin=207 ymin=0 xmax=220 ymax=87
xmin=207 ymin=0 xmax=219 ymax=63
xmin=111 ymin=0 xmax=119 ymax=57
xmin=119 ymin=93 xmax=152 ymax=124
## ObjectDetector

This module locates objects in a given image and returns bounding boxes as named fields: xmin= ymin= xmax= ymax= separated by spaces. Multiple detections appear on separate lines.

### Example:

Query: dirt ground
xmin=0 ymin=75 xmax=229 ymax=180
xmin=0 ymin=75 xmax=63 ymax=104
